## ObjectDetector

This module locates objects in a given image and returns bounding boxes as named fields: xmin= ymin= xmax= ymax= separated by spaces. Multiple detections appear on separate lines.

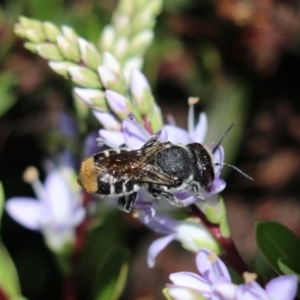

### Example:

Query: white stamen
xmin=23 ymin=166 xmax=48 ymax=204
xmin=188 ymin=97 xmax=199 ymax=135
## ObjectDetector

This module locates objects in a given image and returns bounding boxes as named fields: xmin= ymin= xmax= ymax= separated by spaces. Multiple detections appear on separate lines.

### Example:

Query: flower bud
xmin=48 ymin=61 xmax=78 ymax=77
xmin=36 ymin=43 xmax=63 ymax=60
xmin=69 ymin=66 xmax=102 ymax=88
xmin=78 ymin=38 xmax=102 ymax=71
xmin=61 ymin=25 xmax=78 ymax=43
xmin=74 ymin=88 xmax=108 ymax=111
xmin=127 ymin=30 xmax=153 ymax=57
xmin=57 ymin=35 xmax=80 ymax=62
xmin=99 ymin=25 xmax=115 ymax=52
xmin=130 ymin=69 xmax=153 ymax=115
xmin=43 ymin=22 xmax=61 ymax=43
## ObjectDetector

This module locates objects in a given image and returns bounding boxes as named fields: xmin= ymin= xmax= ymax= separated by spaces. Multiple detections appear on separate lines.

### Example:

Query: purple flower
xmin=5 ymin=167 xmax=85 ymax=253
xmin=135 ymin=211 xmax=220 ymax=268
xmin=163 ymin=248 xmax=298 ymax=300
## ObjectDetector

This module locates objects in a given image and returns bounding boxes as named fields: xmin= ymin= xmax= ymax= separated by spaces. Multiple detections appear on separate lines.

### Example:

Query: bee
xmin=78 ymin=124 xmax=252 ymax=213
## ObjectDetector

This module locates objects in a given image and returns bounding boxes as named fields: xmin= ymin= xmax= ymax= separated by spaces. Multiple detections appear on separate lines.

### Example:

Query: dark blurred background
xmin=1 ymin=0 xmax=300 ymax=299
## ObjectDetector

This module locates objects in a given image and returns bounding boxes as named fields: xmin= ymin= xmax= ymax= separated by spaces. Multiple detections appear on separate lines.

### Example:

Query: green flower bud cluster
xmin=99 ymin=0 xmax=163 ymax=72
xmin=14 ymin=0 xmax=164 ymax=132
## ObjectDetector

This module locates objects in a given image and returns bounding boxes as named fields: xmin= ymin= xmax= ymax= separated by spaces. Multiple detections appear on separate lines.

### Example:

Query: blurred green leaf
xmin=256 ymin=221 xmax=300 ymax=274
xmin=0 ymin=243 xmax=22 ymax=298
xmin=93 ymin=246 xmax=129 ymax=300
xmin=0 ymin=182 xmax=4 ymax=224
xmin=206 ymin=80 xmax=249 ymax=168
xmin=228 ymin=267 xmax=243 ymax=285
xmin=253 ymin=249 xmax=276 ymax=282
xmin=25 ymin=0 xmax=64 ymax=20
xmin=77 ymin=211 xmax=130 ymax=299
xmin=0 ymin=73 xmax=17 ymax=118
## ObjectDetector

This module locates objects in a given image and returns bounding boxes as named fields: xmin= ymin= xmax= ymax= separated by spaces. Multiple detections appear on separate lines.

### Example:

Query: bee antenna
xmin=212 ymin=122 xmax=236 ymax=154
xmin=215 ymin=162 xmax=254 ymax=181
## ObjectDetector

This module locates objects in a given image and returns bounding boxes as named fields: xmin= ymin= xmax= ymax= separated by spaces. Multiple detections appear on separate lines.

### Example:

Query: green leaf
xmin=92 ymin=246 xmax=129 ymax=300
xmin=0 ymin=243 xmax=22 ymax=297
xmin=278 ymin=258 xmax=300 ymax=281
xmin=256 ymin=221 xmax=300 ymax=274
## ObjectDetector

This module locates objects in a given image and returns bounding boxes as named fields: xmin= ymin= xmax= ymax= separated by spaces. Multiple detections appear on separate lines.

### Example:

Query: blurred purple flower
xmin=5 ymin=167 xmax=85 ymax=253
xmin=58 ymin=111 xmax=78 ymax=140
xmin=164 ymin=248 xmax=298 ymax=300
xmin=234 ymin=274 xmax=298 ymax=300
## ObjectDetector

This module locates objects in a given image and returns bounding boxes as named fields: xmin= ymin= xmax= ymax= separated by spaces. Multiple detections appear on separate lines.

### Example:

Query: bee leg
xmin=142 ymin=135 xmax=159 ymax=148
xmin=148 ymin=186 xmax=185 ymax=207
xmin=117 ymin=192 xmax=137 ymax=213
xmin=161 ymin=191 xmax=185 ymax=207
xmin=191 ymin=182 xmax=206 ymax=201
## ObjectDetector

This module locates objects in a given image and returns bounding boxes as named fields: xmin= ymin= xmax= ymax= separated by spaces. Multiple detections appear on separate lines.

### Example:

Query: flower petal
xmin=44 ymin=171 xmax=72 ymax=224
xmin=43 ymin=227 xmax=75 ymax=252
xmin=235 ymin=281 xmax=268 ymax=300
xmin=5 ymin=198 xmax=43 ymax=230
xmin=162 ymin=125 xmax=190 ymax=144
xmin=176 ymin=223 xmax=220 ymax=254
xmin=147 ymin=234 xmax=176 ymax=268
xmin=122 ymin=119 xmax=150 ymax=149
xmin=83 ymin=131 xmax=102 ymax=157
xmin=99 ymin=129 xmax=125 ymax=148
xmin=205 ymin=179 xmax=226 ymax=197
xmin=165 ymin=286 xmax=205 ymax=300
xmin=130 ymin=69 xmax=150 ymax=100
xmin=143 ymin=213 xmax=178 ymax=235
xmin=68 ymin=206 xmax=86 ymax=227
xmin=156 ymin=127 xmax=168 ymax=142
xmin=211 ymin=282 xmax=237 ymax=300
xmin=190 ymin=113 xmax=207 ymax=143
xmin=169 ymin=272 xmax=211 ymax=295
xmin=265 ymin=275 xmax=298 ymax=300
xmin=105 ymin=90 xmax=128 ymax=113
xmin=92 ymin=110 xmax=121 ymax=130
xmin=196 ymin=249 xmax=231 ymax=284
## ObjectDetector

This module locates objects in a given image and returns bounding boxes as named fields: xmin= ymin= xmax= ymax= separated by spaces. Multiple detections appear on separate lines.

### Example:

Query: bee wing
xmin=130 ymin=142 xmax=179 ymax=186
xmin=137 ymin=163 xmax=179 ymax=186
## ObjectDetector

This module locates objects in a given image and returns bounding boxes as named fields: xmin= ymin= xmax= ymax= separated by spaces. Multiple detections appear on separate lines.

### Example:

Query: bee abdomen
xmin=98 ymin=182 xmax=111 ymax=195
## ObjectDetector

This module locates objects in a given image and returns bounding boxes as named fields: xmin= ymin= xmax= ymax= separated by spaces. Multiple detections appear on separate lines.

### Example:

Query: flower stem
xmin=190 ymin=204 xmax=248 ymax=275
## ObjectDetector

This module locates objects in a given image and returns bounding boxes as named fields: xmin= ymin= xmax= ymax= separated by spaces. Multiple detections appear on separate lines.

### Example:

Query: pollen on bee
xmin=78 ymin=157 xmax=98 ymax=194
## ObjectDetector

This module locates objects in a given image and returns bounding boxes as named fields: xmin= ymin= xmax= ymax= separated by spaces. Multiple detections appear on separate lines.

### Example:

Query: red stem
xmin=190 ymin=204 xmax=248 ymax=275
xmin=0 ymin=288 xmax=8 ymax=300
xmin=143 ymin=116 xmax=154 ymax=135
xmin=63 ymin=276 xmax=77 ymax=300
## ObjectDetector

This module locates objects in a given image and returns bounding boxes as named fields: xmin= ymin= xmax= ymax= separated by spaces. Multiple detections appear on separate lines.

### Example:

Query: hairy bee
xmin=78 ymin=124 xmax=252 ymax=213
